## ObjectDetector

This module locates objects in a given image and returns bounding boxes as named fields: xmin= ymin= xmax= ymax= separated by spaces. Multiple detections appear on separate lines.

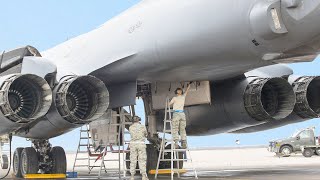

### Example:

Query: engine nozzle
xmin=244 ymin=78 xmax=296 ymax=121
xmin=54 ymin=75 xmax=109 ymax=124
xmin=292 ymin=76 xmax=320 ymax=118
xmin=0 ymin=74 xmax=52 ymax=123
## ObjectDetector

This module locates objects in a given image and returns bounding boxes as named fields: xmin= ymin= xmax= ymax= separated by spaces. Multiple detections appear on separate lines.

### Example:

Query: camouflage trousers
xmin=172 ymin=112 xmax=187 ymax=141
xmin=130 ymin=143 xmax=147 ymax=175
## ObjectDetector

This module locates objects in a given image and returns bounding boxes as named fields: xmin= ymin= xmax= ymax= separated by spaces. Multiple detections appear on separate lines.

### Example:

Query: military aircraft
xmin=1 ymin=0 xmax=320 ymax=178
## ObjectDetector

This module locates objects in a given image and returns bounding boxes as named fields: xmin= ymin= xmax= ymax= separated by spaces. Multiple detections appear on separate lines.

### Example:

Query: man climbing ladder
xmin=169 ymin=83 xmax=191 ymax=148
xmin=154 ymin=90 xmax=198 ymax=180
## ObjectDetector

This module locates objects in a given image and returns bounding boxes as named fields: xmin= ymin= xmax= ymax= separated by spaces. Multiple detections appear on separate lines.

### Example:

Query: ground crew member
xmin=169 ymin=83 xmax=191 ymax=148
xmin=129 ymin=116 xmax=149 ymax=180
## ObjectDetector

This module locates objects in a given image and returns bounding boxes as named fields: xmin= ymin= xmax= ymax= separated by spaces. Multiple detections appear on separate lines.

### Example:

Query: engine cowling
xmin=52 ymin=75 xmax=109 ymax=124
xmin=0 ymin=74 xmax=52 ymax=134
xmin=233 ymin=76 xmax=320 ymax=133
xmin=155 ymin=77 xmax=296 ymax=136
xmin=16 ymin=75 xmax=109 ymax=139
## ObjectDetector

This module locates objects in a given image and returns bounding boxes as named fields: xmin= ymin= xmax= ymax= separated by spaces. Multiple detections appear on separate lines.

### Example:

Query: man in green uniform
xmin=129 ymin=116 xmax=149 ymax=180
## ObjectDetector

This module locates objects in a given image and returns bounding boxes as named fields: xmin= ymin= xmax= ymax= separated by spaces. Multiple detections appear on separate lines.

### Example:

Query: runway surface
xmin=2 ymin=147 xmax=320 ymax=179
xmin=69 ymin=166 xmax=320 ymax=180
xmin=66 ymin=147 xmax=320 ymax=179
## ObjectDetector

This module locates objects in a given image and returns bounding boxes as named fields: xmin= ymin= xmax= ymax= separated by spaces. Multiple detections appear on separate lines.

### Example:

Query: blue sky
xmin=1 ymin=1 xmax=320 ymax=151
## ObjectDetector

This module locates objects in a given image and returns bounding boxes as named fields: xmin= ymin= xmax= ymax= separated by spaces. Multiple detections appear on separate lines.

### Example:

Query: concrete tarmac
xmin=2 ymin=147 xmax=320 ymax=179
xmin=68 ymin=147 xmax=320 ymax=179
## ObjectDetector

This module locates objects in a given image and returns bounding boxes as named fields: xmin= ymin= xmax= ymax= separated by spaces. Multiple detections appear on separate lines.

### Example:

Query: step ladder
xmin=155 ymin=97 xmax=198 ymax=180
xmin=73 ymin=106 xmax=141 ymax=179
xmin=72 ymin=125 xmax=107 ymax=174
xmin=97 ymin=107 xmax=134 ymax=179
xmin=118 ymin=106 xmax=142 ymax=177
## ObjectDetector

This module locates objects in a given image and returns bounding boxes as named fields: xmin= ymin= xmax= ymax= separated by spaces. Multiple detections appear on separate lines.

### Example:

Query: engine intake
xmin=0 ymin=74 xmax=52 ymax=123
xmin=54 ymin=75 xmax=109 ymax=124
xmin=292 ymin=76 xmax=320 ymax=118
xmin=244 ymin=78 xmax=296 ymax=121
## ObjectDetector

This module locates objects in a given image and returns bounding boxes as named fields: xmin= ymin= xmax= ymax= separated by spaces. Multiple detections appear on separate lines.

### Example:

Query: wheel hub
xmin=282 ymin=148 xmax=291 ymax=155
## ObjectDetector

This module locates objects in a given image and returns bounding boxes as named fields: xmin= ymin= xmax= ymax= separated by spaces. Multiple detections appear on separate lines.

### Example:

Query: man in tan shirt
xmin=169 ymin=83 xmax=191 ymax=148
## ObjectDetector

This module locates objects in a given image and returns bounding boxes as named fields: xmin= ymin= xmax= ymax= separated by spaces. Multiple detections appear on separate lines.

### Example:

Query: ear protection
xmin=174 ymin=88 xmax=184 ymax=95
xmin=132 ymin=116 xmax=141 ymax=122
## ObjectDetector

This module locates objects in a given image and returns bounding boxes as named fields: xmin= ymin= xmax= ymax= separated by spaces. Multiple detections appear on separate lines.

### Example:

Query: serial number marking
xmin=128 ymin=21 xmax=142 ymax=34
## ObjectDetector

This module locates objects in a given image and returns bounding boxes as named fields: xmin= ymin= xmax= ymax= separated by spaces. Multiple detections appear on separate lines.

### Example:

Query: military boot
xmin=174 ymin=140 xmax=180 ymax=148
xmin=142 ymin=174 xmax=149 ymax=180
xmin=181 ymin=140 xmax=187 ymax=149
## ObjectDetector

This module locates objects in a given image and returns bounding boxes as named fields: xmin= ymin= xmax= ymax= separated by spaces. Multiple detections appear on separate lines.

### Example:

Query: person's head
xmin=175 ymin=88 xmax=184 ymax=95
xmin=132 ymin=116 xmax=141 ymax=123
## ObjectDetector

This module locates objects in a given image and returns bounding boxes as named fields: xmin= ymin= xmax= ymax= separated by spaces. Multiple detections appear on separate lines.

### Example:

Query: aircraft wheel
xmin=303 ymin=148 xmax=313 ymax=158
xmin=161 ymin=144 xmax=184 ymax=169
xmin=146 ymin=144 xmax=159 ymax=174
xmin=13 ymin=147 xmax=24 ymax=178
xmin=126 ymin=144 xmax=160 ymax=174
xmin=50 ymin=146 xmax=67 ymax=174
xmin=21 ymin=147 xmax=39 ymax=177
xmin=1 ymin=154 xmax=8 ymax=169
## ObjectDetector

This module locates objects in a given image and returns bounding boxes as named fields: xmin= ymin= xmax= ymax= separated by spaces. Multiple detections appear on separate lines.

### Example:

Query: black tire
xmin=50 ymin=146 xmax=67 ymax=174
xmin=280 ymin=145 xmax=292 ymax=157
xmin=161 ymin=144 xmax=184 ymax=169
xmin=146 ymin=144 xmax=159 ymax=174
xmin=13 ymin=147 xmax=24 ymax=178
xmin=126 ymin=144 xmax=159 ymax=174
xmin=21 ymin=147 xmax=39 ymax=177
xmin=1 ymin=154 xmax=8 ymax=169
xmin=315 ymin=148 xmax=320 ymax=156
xmin=303 ymin=148 xmax=313 ymax=158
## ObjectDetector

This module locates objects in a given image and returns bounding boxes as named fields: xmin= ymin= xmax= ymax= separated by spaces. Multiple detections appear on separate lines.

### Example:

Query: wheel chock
xmin=24 ymin=174 xmax=66 ymax=179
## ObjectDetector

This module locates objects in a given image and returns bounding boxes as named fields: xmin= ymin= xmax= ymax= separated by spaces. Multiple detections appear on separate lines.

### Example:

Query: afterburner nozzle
xmin=54 ymin=75 xmax=109 ymax=124
xmin=0 ymin=74 xmax=52 ymax=123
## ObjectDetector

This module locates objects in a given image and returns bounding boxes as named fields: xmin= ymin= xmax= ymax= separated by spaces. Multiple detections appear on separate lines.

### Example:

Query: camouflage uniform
xmin=170 ymin=95 xmax=188 ymax=143
xmin=172 ymin=112 xmax=187 ymax=142
xmin=129 ymin=122 xmax=148 ymax=179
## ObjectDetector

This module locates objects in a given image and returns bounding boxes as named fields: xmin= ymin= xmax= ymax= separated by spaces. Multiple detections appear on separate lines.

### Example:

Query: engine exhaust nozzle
xmin=0 ymin=74 xmax=52 ymax=123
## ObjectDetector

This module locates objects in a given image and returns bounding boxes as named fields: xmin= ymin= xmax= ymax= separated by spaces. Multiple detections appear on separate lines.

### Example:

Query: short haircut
xmin=174 ymin=88 xmax=184 ymax=95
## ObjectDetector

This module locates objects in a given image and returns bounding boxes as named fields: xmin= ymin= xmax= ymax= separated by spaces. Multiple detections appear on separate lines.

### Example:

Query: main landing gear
xmin=13 ymin=139 xmax=67 ymax=178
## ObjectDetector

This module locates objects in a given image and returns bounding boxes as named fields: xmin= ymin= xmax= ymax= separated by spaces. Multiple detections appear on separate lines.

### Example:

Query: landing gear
xmin=21 ymin=147 xmax=39 ymax=177
xmin=0 ymin=154 xmax=8 ymax=169
xmin=125 ymin=144 xmax=159 ymax=174
xmin=12 ymin=139 xmax=67 ymax=178
xmin=50 ymin=146 xmax=67 ymax=174
xmin=13 ymin=148 xmax=23 ymax=178
xmin=162 ymin=144 xmax=184 ymax=169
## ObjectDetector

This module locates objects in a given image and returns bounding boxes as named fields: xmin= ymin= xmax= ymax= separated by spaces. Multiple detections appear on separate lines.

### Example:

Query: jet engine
xmin=233 ymin=76 xmax=320 ymax=133
xmin=155 ymin=76 xmax=296 ymax=136
xmin=17 ymin=75 xmax=109 ymax=139
xmin=0 ymin=74 xmax=52 ymax=134
xmin=49 ymin=75 xmax=109 ymax=124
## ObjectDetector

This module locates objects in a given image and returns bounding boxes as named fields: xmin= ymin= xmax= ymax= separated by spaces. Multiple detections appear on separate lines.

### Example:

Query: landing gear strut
xmin=13 ymin=139 xmax=67 ymax=178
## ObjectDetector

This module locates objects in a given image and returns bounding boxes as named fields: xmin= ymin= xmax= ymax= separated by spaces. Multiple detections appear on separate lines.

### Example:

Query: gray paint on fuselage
xmin=43 ymin=0 xmax=320 ymax=86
